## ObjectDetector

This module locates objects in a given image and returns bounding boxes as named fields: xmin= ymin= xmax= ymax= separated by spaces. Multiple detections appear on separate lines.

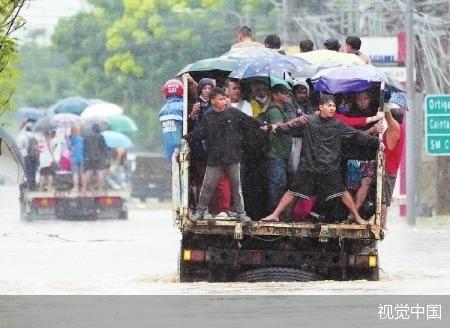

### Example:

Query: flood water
xmin=1 ymin=184 xmax=449 ymax=295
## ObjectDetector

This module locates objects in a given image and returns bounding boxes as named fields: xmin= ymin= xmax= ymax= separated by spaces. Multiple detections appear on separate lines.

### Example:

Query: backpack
xmin=27 ymin=136 xmax=40 ymax=160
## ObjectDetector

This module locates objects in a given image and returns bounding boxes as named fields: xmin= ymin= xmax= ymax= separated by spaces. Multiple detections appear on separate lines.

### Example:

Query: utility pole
xmin=405 ymin=0 xmax=417 ymax=225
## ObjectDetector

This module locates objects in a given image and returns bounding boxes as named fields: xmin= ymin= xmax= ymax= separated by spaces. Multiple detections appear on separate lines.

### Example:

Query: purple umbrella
xmin=311 ymin=64 xmax=405 ymax=94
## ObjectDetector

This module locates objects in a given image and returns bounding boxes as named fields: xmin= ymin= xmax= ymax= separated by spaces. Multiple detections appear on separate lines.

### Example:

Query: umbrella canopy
xmin=229 ymin=54 xmax=309 ymax=80
xmin=17 ymin=107 xmax=45 ymax=121
xmin=50 ymin=113 xmax=85 ymax=129
xmin=52 ymin=96 xmax=90 ymax=115
xmin=177 ymin=57 xmax=239 ymax=76
xmin=81 ymin=103 xmax=124 ymax=118
xmin=101 ymin=131 xmax=133 ymax=149
xmin=104 ymin=114 xmax=138 ymax=133
xmin=0 ymin=127 xmax=25 ymax=182
xmin=81 ymin=118 xmax=109 ymax=136
xmin=295 ymin=49 xmax=365 ymax=66
xmin=33 ymin=116 xmax=52 ymax=133
xmin=222 ymin=47 xmax=279 ymax=61
xmin=389 ymin=91 xmax=408 ymax=110
xmin=87 ymin=98 xmax=106 ymax=105
xmin=176 ymin=47 xmax=279 ymax=77
xmin=310 ymin=64 xmax=406 ymax=94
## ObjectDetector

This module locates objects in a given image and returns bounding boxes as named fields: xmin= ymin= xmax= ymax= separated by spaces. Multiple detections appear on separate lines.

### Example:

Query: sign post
xmin=425 ymin=95 xmax=450 ymax=155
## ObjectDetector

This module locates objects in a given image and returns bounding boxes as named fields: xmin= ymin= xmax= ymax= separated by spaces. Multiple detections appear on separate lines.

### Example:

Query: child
xmin=184 ymin=87 xmax=260 ymax=222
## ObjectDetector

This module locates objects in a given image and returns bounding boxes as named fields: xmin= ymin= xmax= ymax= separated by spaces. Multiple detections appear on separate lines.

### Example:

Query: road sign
xmin=425 ymin=95 xmax=450 ymax=155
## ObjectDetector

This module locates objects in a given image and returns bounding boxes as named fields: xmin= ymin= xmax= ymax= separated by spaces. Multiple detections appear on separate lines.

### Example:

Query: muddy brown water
xmin=1 ymin=185 xmax=449 ymax=294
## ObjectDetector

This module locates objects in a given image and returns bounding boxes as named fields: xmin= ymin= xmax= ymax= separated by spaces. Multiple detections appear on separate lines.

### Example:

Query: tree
xmin=0 ymin=0 xmax=27 ymax=124
xmin=47 ymin=0 xmax=280 ymax=151
xmin=13 ymin=40 xmax=79 ymax=109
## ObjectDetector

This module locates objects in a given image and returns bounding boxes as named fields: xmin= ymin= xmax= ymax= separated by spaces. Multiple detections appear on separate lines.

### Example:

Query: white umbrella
xmin=81 ymin=103 xmax=123 ymax=118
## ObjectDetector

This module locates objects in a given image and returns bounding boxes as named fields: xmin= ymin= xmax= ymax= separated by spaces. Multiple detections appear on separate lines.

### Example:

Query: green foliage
xmin=13 ymin=42 xmax=78 ymax=108
xmin=0 ymin=0 xmax=27 ymax=121
xmin=21 ymin=0 xmax=279 ymax=151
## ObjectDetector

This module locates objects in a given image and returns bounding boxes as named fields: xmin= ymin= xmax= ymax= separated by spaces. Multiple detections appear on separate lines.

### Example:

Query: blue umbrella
xmin=229 ymin=54 xmax=309 ymax=80
xmin=389 ymin=91 xmax=408 ymax=110
xmin=17 ymin=107 xmax=45 ymax=121
xmin=52 ymin=97 xmax=90 ymax=115
xmin=101 ymin=131 xmax=133 ymax=149
xmin=311 ymin=64 xmax=406 ymax=94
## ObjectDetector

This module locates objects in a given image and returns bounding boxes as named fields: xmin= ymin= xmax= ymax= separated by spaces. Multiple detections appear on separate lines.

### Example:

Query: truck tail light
xmin=251 ymin=251 xmax=263 ymax=264
xmin=368 ymin=255 xmax=377 ymax=268
xmin=34 ymin=198 xmax=56 ymax=207
xmin=183 ymin=249 xmax=205 ymax=262
xmin=96 ymin=197 xmax=121 ymax=206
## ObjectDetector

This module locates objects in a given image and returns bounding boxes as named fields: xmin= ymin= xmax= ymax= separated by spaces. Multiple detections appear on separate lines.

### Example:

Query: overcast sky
xmin=15 ymin=0 xmax=89 ymax=42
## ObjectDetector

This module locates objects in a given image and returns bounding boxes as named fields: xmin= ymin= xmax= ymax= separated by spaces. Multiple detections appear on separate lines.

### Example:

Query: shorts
xmin=71 ymin=162 xmax=84 ymax=175
xmin=360 ymin=160 xmax=376 ymax=179
xmin=289 ymin=170 xmax=347 ymax=202
xmin=382 ymin=174 xmax=397 ymax=206
xmin=346 ymin=160 xmax=376 ymax=191
xmin=40 ymin=165 xmax=56 ymax=176
xmin=85 ymin=158 xmax=107 ymax=171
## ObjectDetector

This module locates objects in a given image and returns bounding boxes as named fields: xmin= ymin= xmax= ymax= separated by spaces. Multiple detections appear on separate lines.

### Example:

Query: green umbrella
xmin=104 ymin=114 xmax=138 ymax=133
xmin=177 ymin=57 xmax=239 ymax=76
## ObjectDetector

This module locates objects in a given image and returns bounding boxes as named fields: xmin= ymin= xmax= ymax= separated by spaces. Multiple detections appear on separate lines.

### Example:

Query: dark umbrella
xmin=33 ymin=116 xmax=52 ymax=133
xmin=52 ymin=96 xmax=90 ymax=115
xmin=81 ymin=118 xmax=109 ymax=136
xmin=17 ymin=107 xmax=45 ymax=121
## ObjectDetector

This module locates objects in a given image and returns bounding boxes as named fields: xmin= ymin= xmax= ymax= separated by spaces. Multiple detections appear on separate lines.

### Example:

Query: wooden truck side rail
xmin=182 ymin=218 xmax=382 ymax=240
xmin=22 ymin=190 xmax=130 ymax=200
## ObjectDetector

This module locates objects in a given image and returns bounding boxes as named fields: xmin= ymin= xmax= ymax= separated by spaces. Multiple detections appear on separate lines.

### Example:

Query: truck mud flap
xmin=56 ymin=198 xmax=96 ymax=219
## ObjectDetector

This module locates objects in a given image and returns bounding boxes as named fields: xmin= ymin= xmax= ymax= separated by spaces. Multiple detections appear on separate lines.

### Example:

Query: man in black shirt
xmin=184 ymin=88 xmax=260 ymax=222
xmin=84 ymin=124 xmax=108 ymax=192
xmin=261 ymin=94 xmax=381 ymax=226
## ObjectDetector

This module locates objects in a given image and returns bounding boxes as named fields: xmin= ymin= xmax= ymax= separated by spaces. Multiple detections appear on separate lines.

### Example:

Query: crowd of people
xmin=17 ymin=123 xmax=127 ymax=194
xmin=160 ymin=26 xmax=405 ymax=229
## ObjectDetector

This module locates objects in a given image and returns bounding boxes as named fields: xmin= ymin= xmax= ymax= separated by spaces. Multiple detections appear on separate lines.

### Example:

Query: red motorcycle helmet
xmin=162 ymin=79 xmax=184 ymax=98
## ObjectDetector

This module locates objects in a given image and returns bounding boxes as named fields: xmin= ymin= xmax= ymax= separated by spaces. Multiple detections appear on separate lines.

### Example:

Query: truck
xmin=19 ymin=172 xmax=129 ymax=220
xmin=172 ymin=75 xmax=385 ymax=283
xmin=128 ymin=152 xmax=171 ymax=202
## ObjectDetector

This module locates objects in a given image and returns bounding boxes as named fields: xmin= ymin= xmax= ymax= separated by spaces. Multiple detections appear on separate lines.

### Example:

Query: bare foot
xmin=259 ymin=214 xmax=280 ymax=223
xmin=353 ymin=215 xmax=370 ymax=226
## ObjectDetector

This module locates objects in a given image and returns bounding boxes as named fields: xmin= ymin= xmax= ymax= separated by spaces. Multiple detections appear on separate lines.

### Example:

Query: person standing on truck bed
xmin=231 ymin=26 xmax=264 ymax=49
xmin=345 ymin=36 xmax=371 ymax=64
xmin=159 ymin=79 xmax=184 ymax=167
xmin=70 ymin=126 xmax=87 ymax=194
xmin=83 ymin=124 xmax=108 ymax=193
xmin=16 ymin=123 xmax=39 ymax=191
xmin=261 ymin=94 xmax=382 ymax=226
xmin=381 ymin=103 xmax=405 ymax=229
xmin=188 ymin=78 xmax=231 ymax=217
xmin=343 ymin=90 xmax=384 ymax=215
xmin=264 ymin=83 xmax=293 ymax=213
xmin=38 ymin=130 xmax=59 ymax=191
xmin=184 ymin=87 xmax=261 ymax=222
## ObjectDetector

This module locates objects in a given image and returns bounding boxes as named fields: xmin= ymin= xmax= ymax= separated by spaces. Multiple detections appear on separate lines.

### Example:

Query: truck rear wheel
xmin=352 ymin=268 xmax=380 ymax=281
xmin=237 ymin=267 xmax=319 ymax=282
